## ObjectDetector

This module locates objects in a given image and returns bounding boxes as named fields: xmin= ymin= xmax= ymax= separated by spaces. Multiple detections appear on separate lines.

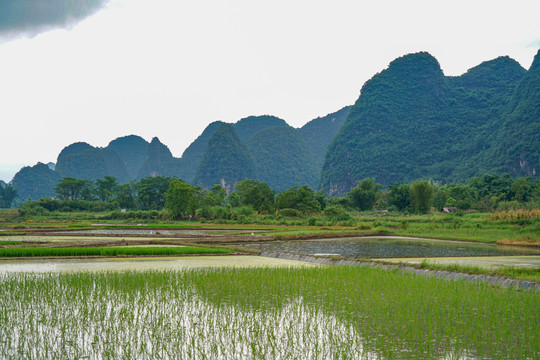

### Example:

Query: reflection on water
xmin=241 ymin=237 xmax=540 ymax=258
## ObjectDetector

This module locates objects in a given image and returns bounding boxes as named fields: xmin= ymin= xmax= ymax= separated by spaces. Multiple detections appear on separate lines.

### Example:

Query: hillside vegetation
xmin=321 ymin=51 xmax=538 ymax=195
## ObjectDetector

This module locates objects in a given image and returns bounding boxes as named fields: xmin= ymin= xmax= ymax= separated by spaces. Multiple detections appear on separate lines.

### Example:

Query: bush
xmin=278 ymin=208 xmax=301 ymax=218
xmin=322 ymin=205 xmax=348 ymax=218
xmin=18 ymin=202 xmax=47 ymax=217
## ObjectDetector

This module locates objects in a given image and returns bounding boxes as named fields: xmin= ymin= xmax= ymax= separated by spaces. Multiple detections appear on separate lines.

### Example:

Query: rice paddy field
xmin=0 ymin=245 xmax=232 ymax=258
xmin=1 ymin=266 xmax=538 ymax=359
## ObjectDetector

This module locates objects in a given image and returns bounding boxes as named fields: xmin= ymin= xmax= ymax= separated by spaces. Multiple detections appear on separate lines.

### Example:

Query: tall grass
xmin=0 ymin=246 xmax=233 ymax=258
xmin=0 ymin=266 xmax=537 ymax=359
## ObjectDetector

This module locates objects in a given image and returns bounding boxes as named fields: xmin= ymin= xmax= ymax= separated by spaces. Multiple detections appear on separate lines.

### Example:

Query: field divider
xmin=259 ymin=251 xmax=540 ymax=292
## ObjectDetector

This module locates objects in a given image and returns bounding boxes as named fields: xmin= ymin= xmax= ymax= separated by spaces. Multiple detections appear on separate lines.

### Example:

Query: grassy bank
xmin=0 ymin=267 xmax=537 ymax=359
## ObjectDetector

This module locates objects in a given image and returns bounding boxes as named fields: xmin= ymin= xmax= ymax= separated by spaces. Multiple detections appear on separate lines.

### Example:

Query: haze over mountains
xmin=10 ymin=50 xmax=539 ymax=200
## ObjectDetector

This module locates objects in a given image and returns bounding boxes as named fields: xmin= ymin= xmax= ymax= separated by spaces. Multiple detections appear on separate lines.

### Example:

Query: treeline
xmin=16 ymin=173 xmax=540 ymax=220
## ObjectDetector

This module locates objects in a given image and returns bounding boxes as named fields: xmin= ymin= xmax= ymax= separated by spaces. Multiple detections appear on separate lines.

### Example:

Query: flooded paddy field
xmin=0 ymin=255 xmax=313 ymax=273
xmin=0 ymin=267 xmax=537 ymax=359
xmin=66 ymin=228 xmax=259 ymax=236
xmin=1 ymin=226 xmax=539 ymax=358
xmin=238 ymin=236 xmax=540 ymax=258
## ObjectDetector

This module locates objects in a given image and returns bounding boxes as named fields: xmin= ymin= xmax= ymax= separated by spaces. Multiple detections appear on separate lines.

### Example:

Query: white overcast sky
xmin=1 ymin=0 xmax=539 ymax=182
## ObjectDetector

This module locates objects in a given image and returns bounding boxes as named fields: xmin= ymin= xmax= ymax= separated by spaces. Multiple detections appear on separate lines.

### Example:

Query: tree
xmin=232 ymin=179 xmax=275 ymax=212
xmin=137 ymin=176 xmax=173 ymax=210
xmin=207 ymin=184 xmax=227 ymax=207
xmin=387 ymin=183 xmax=411 ymax=211
xmin=95 ymin=176 xmax=119 ymax=202
xmin=445 ymin=184 xmax=473 ymax=209
xmin=54 ymin=177 xmax=94 ymax=201
xmin=432 ymin=189 xmax=448 ymax=211
xmin=0 ymin=184 xmax=18 ymax=208
xmin=276 ymin=185 xmax=321 ymax=214
xmin=410 ymin=180 xmax=434 ymax=213
xmin=347 ymin=178 xmax=381 ymax=211
xmin=116 ymin=182 xmax=138 ymax=210
xmin=165 ymin=179 xmax=199 ymax=219
xmin=467 ymin=173 xmax=514 ymax=202
xmin=511 ymin=177 xmax=532 ymax=202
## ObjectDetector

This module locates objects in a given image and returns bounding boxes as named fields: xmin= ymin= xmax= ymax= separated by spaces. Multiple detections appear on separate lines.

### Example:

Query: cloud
xmin=0 ymin=0 xmax=109 ymax=39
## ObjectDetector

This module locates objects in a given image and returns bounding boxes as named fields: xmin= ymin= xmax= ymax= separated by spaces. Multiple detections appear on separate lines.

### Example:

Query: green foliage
xmin=511 ymin=177 xmax=532 ymax=202
xmin=165 ymin=179 xmax=199 ymax=219
xmin=347 ymin=178 xmax=381 ymax=211
xmin=478 ymin=51 xmax=540 ymax=178
xmin=116 ymin=182 xmax=138 ymax=210
xmin=387 ymin=183 xmax=412 ymax=211
xmin=321 ymin=52 xmax=533 ymax=194
xmin=439 ymin=183 xmax=473 ymax=210
xmin=137 ymin=176 xmax=173 ymax=210
xmin=232 ymin=179 xmax=275 ymax=212
xmin=95 ymin=176 xmax=119 ymax=202
xmin=322 ymin=205 xmax=351 ymax=221
xmin=432 ymin=190 xmax=448 ymax=211
xmin=276 ymin=185 xmax=321 ymax=214
xmin=467 ymin=173 xmax=514 ymax=202
xmin=55 ymin=177 xmax=95 ymax=201
xmin=410 ymin=180 xmax=434 ymax=213
xmin=278 ymin=208 xmax=302 ymax=218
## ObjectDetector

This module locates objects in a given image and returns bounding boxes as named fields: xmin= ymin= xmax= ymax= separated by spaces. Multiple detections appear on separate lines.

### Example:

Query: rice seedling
xmin=0 ymin=266 xmax=537 ymax=359
xmin=0 ymin=246 xmax=233 ymax=258
xmin=0 ymin=241 xmax=23 ymax=245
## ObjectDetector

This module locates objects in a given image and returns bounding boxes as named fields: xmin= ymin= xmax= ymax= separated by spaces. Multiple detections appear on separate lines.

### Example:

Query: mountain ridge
xmin=8 ymin=50 xmax=539 ymax=203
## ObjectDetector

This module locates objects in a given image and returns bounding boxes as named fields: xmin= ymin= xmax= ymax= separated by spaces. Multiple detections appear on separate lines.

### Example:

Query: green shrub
xmin=279 ymin=208 xmax=301 ymax=218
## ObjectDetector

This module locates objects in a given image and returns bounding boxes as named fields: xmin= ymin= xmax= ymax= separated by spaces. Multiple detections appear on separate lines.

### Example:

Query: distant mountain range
xmin=11 ymin=108 xmax=349 ymax=201
xmin=10 ymin=50 xmax=539 ymax=201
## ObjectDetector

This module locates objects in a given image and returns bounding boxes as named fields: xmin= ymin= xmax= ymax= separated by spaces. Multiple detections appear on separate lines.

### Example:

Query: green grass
xmin=0 ymin=246 xmax=233 ymax=258
xmin=0 ymin=267 xmax=537 ymax=359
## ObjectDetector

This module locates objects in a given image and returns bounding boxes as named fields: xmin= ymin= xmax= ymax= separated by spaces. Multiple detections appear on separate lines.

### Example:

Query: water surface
xmin=0 ymin=255 xmax=314 ymax=273
xmin=241 ymin=236 xmax=540 ymax=258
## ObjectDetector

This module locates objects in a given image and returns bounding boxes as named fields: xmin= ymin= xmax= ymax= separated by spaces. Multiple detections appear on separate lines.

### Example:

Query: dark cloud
xmin=0 ymin=0 xmax=109 ymax=39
